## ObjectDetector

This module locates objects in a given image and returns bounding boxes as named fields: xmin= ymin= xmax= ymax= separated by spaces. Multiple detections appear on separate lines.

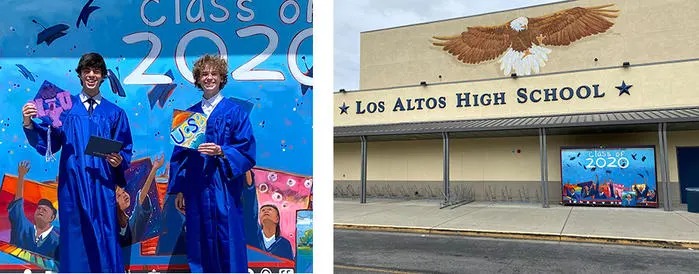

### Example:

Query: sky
xmin=333 ymin=0 xmax=564 ymax=91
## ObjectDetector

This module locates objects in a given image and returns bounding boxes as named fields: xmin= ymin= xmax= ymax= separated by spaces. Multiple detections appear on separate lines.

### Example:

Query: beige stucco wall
xmin=359 ymin=0 xmax=699 ymax=90
xmin=334 ymin=142 xmax=360 ymax=180
xmin=365 ymin=140 xmax=443 ymax=181
xmin=450 ymin=136 xmax=541 ymax=181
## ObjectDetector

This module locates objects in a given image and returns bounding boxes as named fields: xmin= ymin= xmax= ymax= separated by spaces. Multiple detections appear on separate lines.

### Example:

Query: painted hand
xmin=152 ymin=153 xmax=165 ymax=169
xmin=18 ymin=161 xmax=30 ymax=177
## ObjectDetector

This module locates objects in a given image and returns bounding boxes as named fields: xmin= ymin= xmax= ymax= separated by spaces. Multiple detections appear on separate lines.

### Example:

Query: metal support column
xmin=658 ymin=123 xmax=672 ymax=211
xmin=442 ymin=132 xmax=450 ymax=205
xmin=360 ymin=136 xmax=368 ymax=204
xmin=539 ymin=128 xmax=549 ymax=208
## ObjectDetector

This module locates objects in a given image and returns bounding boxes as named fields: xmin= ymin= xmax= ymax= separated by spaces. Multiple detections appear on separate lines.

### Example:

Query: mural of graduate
xmin=7 ymin=161 xmax=58 ymax=259
xmin=0 ymin=0 xmax=313 ymax=273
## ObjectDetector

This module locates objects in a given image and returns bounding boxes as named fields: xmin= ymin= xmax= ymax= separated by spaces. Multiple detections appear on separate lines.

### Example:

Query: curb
xmin=334 ymin=223 xmax=699 ymax=250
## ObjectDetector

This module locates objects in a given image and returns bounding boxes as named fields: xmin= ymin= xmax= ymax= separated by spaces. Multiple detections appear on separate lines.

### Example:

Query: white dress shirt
xmin=34 ymin=225 xmax=54 ymax=244
xmin=262 ymin=231 xmax=275 ymax=249
xmin=79 ymin=91 xmax=103 ymax=112
xmin=201 ymin=92 xmax=223 ymax=117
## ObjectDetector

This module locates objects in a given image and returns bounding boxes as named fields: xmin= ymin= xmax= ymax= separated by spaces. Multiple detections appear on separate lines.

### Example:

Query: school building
xmin=333 ymin=0 xmax=699 ymax=210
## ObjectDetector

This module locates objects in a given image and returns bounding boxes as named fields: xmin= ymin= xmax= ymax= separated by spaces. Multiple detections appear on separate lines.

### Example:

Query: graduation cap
xmin=31 ymin=80 xmax=73 ymax=162
xmin=147 ymin=70 xmax=177 ymax=109
xmin=76 ymin=0 xmax=100 ymax=28
xmin=37 ymin=199 xmax=58 ymax=216
xmin=170 ymin=109 xmax=207 ymax=150
xmin=300 ymin=56 xmax=312 ymax=95
xmin=32 ymin=80 xmax=73 ymax=128
xmin=15 ymin=64 xmax=36 ymax=82
xmin=106 ymin=68 xmax=126 ymax=97
xmin=228 ymin=97 xmax=255 ymax=114
xmin=32 ymin=19 xmax=69 ymax=46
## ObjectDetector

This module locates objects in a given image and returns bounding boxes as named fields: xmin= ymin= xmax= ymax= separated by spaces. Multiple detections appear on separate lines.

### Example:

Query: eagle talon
xmin=536 ymin=34 xmax=545 ymax=44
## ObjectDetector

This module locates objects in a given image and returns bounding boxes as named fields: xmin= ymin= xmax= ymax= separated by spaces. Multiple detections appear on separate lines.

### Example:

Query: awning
xmin=335 ymin=107 xmax=699 ymax=139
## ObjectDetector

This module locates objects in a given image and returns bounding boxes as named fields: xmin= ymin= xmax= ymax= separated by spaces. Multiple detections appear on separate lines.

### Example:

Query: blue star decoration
xmin=339 ymin=102 xmax=349 ymax=114
xmin=616 ymin=81 xmax=633 ymax=96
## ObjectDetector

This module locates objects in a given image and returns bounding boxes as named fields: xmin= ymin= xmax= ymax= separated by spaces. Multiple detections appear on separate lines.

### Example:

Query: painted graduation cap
xmin=147 ymin=70 xmax=177 ymax=109
xmin=107 ymin=68 xmax=126 ymax=97
xmin=32 ymin=19 xmax=69 ymax=46
xmin=16 ymin=64 xmax=36 ymax=82
xmin=76 ymin=0 xmax=100 ymax=28
xmin=228 ymin=97 xmax=254 ymax=114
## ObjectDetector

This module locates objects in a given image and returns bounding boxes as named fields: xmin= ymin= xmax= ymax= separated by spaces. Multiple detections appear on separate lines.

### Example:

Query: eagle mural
xmin=432 ymin=4 xmax=619 ymax=76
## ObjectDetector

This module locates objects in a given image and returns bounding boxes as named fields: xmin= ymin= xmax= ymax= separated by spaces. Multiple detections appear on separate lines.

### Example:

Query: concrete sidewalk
xmin=334 ymin=198 xmax=699 ymax=249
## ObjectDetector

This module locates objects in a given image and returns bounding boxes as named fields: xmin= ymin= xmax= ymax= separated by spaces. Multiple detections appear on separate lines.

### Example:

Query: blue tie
xmin=86 ymin=97 xmax=96 ymax=115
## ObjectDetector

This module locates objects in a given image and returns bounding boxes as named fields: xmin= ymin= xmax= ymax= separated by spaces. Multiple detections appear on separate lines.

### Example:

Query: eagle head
xmin=509 ymin=17 xmax=528 ymax=32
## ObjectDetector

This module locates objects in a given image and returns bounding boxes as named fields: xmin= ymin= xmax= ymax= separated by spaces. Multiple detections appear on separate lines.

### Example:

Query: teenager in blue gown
xmin=168 ymin=54 xmax=256 ymax=273
xmin=242 ymin=171 xmax=294 ymax=261
xmin=21 ymin=53 xmax=133 ymax=272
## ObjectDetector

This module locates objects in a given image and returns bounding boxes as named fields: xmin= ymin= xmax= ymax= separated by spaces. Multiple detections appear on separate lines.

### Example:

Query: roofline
xmin=359 ymin=0 xmax=574 ymax=35
xmin=334 ymin=106 xmax=699 ymax=137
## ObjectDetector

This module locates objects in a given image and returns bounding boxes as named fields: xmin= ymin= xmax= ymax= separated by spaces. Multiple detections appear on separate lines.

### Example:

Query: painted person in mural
xmin=167 ymin=54 xmax=256 ymax=273
xmin=7 ymin=161 xmax=59 ymax=259
xmin=117 ymin=154 xmax=164 ymax=247
xmin=242 ymin=171 xmax=294 ymax=261
xmin=633 ymin=184 xmax=656 ymax=202
xmin=21 ymin=52 xmax=133 ymax=272
xmin=622 ymin=193 xmax=637 ymax=207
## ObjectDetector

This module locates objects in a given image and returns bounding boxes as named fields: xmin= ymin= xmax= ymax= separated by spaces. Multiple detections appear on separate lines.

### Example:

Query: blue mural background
xmin=0 ymin=0 xmax=312 ymax=272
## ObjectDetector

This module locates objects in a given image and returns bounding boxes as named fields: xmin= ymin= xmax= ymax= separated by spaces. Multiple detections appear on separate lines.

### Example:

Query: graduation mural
xmin=0 ymin=0 xmax=312 ymax=273
xmin=561 ymin=147 xmax=658 ymax=208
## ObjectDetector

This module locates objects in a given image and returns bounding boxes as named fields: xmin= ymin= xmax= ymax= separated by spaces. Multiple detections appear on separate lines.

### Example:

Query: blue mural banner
xmin=0 ymin=0 xmax=313 ymax=273
xmin=561 ymin=147 xmax=658 ymax=208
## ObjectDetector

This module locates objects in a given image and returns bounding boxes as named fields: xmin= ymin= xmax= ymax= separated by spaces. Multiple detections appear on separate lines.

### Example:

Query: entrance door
xmin=676 ymin=147 xmax=699 ymax=203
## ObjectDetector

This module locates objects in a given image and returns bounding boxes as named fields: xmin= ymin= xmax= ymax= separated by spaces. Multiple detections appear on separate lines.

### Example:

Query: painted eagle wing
xmin=528 ymin=4 xmax=619 ymax=46
xmin=432 ymin=24 xmax=513 ymax=64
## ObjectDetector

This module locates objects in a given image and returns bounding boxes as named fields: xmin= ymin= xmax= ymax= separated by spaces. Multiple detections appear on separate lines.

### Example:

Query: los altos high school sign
xmin=342 ymin=82 xmax=631 ymax=115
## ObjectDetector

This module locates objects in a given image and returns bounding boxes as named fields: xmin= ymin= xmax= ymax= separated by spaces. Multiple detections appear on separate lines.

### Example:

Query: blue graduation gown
xmin=7 ymin=199 xmax=59 ymax=258
xmin=242 ymin=179 xmax=294 ymax=261
xmin=167 ymin=97 xmax=256 ymax=273
xmin=24 ymin=95 xmax=133 ymax=272
xmin=155 ymin=194 xmax=187 ymax=255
